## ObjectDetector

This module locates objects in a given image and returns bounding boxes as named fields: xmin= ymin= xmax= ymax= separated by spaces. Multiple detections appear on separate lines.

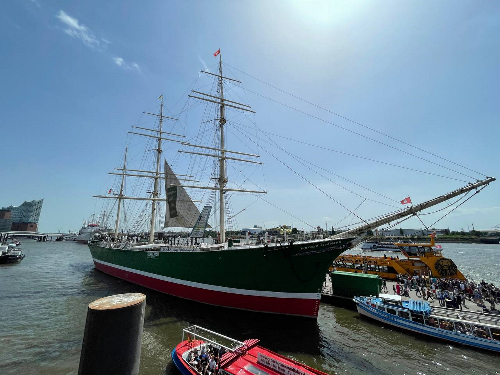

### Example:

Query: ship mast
xmin=94 ymin=97 xmax=182 ymax=240
xmin=183 ymin=51 xmax=266 ymax=243
xmin=149 ymin=97 xmax=164 ymax=244
xmin=114 ymin=147 xmax=127 ymax=239
xmin=217 ymin=56 xmax=227 ymax=243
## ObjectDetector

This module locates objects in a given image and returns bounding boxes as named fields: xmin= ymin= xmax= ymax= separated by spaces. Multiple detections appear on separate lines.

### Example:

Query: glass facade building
xmin=0 ymin=199 xmax=43 ymax=232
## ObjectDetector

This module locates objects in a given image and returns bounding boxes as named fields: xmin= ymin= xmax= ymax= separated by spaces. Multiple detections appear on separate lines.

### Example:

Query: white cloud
xmin=30 ymin=0 xmax=41 ymax=8
xmin=113 ymin=58 xmax=142 ymax=74
xmin=56 ymin=10 xmax=100 ymax=48
xmin=56 ymin=10 xmax=141 ymax=74
xmin=131 ymin=62 xmax=142 ymax=73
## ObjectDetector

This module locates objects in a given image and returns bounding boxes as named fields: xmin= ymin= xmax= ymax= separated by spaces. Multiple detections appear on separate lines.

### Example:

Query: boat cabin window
xmin=412 ymin=315 xmax=424 ymax=324
xmin=472 ymin=326 xmax=491 ymax=339
xmin=244 ymin=364 xmax=271 ymax=375
xmin=454 ymin=322 xmax=469 ymax=334
xmin=491 ymin=328 xmax=500 ymax=341
xmin=439 ymin=320 xmax=454 ymax=331
xmin=399 ymin=311 xmax=410 ymax=319
xmin=377 ymin=306 xmax=385 ymax=312
xmin=386 ymin=308 xmax=396 ymax=315
xmin=425 ymin=317 xmax=438 ymax=327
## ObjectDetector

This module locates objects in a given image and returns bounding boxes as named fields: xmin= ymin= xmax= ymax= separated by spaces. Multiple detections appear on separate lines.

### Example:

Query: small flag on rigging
xmin=400 ymin=196 xmax=412 ymax=205
xmin=108 ymin=189 xmax=112 ymax=194
xmin=213 ymin=49 xmax=220 ymax=57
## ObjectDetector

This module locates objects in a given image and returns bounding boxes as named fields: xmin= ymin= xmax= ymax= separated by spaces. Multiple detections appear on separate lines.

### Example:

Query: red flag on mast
xmin=213 ymin=49 xmax=220 ymax=57
xmin=400 ymin=197 xmax=412 ymax=205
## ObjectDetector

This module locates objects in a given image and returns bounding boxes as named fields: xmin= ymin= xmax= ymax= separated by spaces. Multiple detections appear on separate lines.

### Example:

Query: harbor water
xmin=1 ymin=241 xmax=499 ymax=374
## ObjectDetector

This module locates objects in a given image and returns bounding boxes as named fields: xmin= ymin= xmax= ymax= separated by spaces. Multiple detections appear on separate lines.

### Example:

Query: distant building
xmin=241 ymin=225 xmax=263 ymax=235
xmin=375 ymin=228 xmax=447 ymax=237
xmin=0 ymin=199 xmax=43 ymax=232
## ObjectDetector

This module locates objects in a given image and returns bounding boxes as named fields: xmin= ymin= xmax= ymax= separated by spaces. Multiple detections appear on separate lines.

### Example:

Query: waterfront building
xmin=376 ymin=228 xmax=448 ymax=237
xmin=240 ymin=225 xmax=264 ymax=235
xmin=0 ymin=199 xmax=43 ymax=232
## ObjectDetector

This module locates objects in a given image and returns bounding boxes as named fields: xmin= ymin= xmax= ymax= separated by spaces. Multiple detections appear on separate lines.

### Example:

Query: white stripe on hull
xmin=93 ymin=258 xmax=320 ymax=300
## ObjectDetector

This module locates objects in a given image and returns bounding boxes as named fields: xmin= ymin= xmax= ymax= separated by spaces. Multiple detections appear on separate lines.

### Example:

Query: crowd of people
xmin=383 ymin=275 xmax=500 ymax=312
xmin=187 ymin=344 xmax=224 ymax=375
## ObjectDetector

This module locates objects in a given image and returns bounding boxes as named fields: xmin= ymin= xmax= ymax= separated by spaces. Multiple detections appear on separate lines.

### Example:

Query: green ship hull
xmin=89 ymin=237 xmax=353 ymax=318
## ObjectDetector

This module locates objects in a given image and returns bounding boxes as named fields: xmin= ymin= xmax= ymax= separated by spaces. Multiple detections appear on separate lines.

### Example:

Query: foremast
xmin=94 ymin=96 xmax=182 ymax=244
xmin=333 ymin=177 xmax=496 ymax=239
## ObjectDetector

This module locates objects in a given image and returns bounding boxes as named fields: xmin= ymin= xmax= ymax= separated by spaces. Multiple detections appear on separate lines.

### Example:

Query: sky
xmin=1 ymin=0 xmax=499 ymax=234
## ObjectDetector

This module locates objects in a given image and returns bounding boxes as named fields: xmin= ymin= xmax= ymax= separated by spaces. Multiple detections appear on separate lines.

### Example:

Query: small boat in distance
xmin=354 ymin=295 xmax=500 ymax=353
xmin=171 ymin=325 xmax=329 ymax=375
xmin=0 ymin=244 xmax=25 ymax=264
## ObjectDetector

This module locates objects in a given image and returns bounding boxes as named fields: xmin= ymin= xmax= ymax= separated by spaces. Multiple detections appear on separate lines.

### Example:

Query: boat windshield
xmin=244 ymin=364 xmax=271 ymax=375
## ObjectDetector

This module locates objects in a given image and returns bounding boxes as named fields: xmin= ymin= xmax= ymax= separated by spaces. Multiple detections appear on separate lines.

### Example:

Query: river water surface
xmin=0 ymin=241 xmax=499 ymax=374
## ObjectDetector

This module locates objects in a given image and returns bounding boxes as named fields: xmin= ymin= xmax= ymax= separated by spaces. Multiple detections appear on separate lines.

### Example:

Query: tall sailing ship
xmin=88 ymin=53 xmax=495 ymax=318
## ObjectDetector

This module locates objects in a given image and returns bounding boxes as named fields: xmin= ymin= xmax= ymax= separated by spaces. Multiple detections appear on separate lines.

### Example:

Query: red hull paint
xmin=94 ymin=261 xmax=320 ymax=317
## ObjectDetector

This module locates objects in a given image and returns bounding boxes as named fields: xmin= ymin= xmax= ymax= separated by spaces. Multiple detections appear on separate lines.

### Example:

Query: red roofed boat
xmin=171 ymin=325 xmax=328 ymax=375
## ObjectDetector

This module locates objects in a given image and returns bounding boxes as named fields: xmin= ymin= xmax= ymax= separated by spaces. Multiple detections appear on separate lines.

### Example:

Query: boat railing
xmin=431 ymin=307 xmax=500 ymax=326
xmin=182 ymin=325 xmax=244 ymax=353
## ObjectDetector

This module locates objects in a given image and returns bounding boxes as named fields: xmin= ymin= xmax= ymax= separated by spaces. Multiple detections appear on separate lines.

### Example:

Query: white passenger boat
xmin=360 ymin=241 xmax=400 ymax=252
xmin=354 ymin=295 xmax=500 ymax=353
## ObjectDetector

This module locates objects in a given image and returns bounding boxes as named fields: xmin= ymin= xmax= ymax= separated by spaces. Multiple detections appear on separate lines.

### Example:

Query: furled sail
xmin=164 ymin=160 xmax=201 ymax=228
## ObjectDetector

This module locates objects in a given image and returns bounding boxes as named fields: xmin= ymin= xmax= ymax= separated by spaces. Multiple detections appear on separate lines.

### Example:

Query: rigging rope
xmin=232 ymin=124 xmax=369 ymax=225
xmin=237 ymin=86 xmax=477 ymax=180
xmin=223 ymin=62 xmax=486 ymax=178
xmin=251 ymin=129 xmax=468 ymax=183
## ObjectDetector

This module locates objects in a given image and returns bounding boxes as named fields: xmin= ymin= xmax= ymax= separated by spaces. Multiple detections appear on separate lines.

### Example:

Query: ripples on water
xmin=0 ymin=241 xmax=499 ymax=374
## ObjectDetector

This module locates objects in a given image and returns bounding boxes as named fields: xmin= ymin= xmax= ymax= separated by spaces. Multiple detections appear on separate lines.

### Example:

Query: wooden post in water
xmin=78 ymin=293 xmax=146 ymax=375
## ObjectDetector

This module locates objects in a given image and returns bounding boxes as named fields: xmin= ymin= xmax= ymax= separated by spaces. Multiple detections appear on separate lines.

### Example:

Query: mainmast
xmin=217 ymin=56 xmax=227 ymax=243
xmin=184 ymin=51 xmax=266 ymax=244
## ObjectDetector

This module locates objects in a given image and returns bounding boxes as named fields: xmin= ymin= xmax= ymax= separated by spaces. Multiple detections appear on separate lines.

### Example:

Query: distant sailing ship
xmin=88 ymin=53 xmax=495 ymax=318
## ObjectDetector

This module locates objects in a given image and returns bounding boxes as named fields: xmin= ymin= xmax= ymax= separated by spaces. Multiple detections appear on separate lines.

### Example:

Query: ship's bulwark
xmin=88 ymin=238 xmax=353 ymax=318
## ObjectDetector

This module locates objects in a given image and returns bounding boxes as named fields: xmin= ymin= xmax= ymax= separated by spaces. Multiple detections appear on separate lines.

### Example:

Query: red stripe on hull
xmin=94 ymin=261 xmax=320 ymax=318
